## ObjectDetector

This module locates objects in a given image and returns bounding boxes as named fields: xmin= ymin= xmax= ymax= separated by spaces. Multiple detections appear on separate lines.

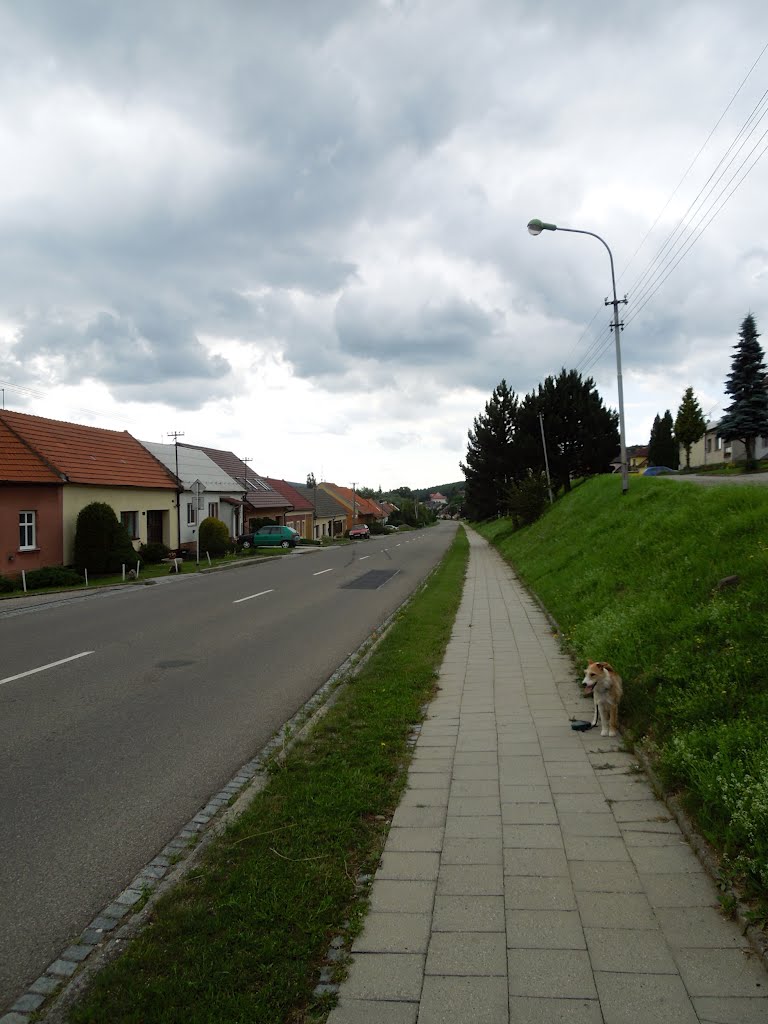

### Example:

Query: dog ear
xmin=601 ymin=662 xmax=614 ymax=673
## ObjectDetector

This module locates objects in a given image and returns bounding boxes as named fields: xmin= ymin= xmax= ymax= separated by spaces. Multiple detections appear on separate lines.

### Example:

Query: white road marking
xmin=0 ymin=651 xmax=95 ymax=687
xmin=313 ymin=568 xmax=334 ymax=576
xmin=359 ymin=555 xmax=370 ymax=561
xmin=233 ymin=589 xmax=274 ymax=604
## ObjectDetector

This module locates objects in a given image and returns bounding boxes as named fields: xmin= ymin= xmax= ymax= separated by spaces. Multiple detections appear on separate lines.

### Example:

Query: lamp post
xmin=527 ymin=218 xmax=629 ymax=495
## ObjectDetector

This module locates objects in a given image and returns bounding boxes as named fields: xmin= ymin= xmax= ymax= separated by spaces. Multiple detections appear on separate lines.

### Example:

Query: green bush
xmin=0 ymin=574 xmax=16 ymax=593
xmin=24 ymin=566 xmax=84 ymax=590
xmin=199 ymin=516 xmax=230 ymax=556
xmin=74 ymin=502 xmax=137 ymax=574
xmin=139 ymin=541 xmax=171 ymax=564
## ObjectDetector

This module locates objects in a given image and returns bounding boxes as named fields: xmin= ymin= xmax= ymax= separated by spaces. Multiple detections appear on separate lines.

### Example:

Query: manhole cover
xmin=342 ymin=569 xmax=400 ymax=590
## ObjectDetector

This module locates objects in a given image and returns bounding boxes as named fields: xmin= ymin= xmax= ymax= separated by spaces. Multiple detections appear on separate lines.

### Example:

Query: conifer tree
xmin=718 ymin=314 xmax=768 ymax=469
xmin=461 ymin=379 xmax=521 ymax=519
xmin=674 ymin=389 xmax=705 ymax=469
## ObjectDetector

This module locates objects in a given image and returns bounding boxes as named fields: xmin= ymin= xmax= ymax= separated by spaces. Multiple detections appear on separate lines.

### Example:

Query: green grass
xmin=67 ymin=528 xmax=469 ymax=1024
xmin=476 ymin=476 xmax=768 ymax=910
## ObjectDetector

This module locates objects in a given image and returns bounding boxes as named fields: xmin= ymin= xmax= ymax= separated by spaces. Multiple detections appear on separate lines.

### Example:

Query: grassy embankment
xmin=66 ymin=527 xmax=469 ymax=1024
xmin=476 ymin=475 xmax=768 ymax=916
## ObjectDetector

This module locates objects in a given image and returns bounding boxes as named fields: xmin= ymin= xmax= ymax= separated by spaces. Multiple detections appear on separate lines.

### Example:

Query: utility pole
xmin=351 ymin=481 xmax=357 ymax=524
xmin=538 ymin=413 xmax=554 ymax=504
xmin=240 ymin=457 xmax=252 ymax=534
xmin=168 ymin=431 xmax=184 ymax=552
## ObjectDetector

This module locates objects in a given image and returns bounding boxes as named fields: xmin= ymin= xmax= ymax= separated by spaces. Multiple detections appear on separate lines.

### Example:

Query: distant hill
xmin=412 ymin=480 xmax=465 ymax=501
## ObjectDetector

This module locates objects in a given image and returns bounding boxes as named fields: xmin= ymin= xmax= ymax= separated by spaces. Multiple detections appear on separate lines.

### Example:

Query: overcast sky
xmin=1 ymin=1 xmax=767 ymax=489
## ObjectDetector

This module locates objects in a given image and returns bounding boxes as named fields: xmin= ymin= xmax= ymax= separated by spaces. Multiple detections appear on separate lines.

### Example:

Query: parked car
xmin=237 ymin=525 xmax=300 ymax=548
xmin=643 ymin=466 xmax=679 ymax=476
xmin=348 ymin=523 xmax=370 ymax=539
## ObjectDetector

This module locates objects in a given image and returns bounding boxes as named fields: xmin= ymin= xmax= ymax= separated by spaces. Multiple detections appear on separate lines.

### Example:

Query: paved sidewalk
xmin=328 ymin=530 xmax=768 ymax=1024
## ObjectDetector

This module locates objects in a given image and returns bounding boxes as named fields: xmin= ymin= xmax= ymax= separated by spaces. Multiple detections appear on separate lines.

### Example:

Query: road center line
xmin=0 ymin=651 xmax=95 ymax=687
xmin=359 ymin=555 xmax=370 ymax=561
xmin=233 ymin=589 xmax=274 ymax=604
xmin=313 ymin=568 xmax=334 ymax=576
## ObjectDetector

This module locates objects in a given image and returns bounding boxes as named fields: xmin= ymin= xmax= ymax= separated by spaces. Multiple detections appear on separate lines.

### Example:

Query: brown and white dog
xmin=582 ymin=661 xmax=623 ymax=737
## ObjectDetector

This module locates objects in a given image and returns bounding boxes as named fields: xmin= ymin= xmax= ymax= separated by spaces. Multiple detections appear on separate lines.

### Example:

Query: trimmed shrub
xmin=139 ymin=542 xmax=171 ymax=564
xmin=199 ymin=516 xmax=230 ymax=556
xmin=74 ymin=502 xmax=137 ymax=574
xmin=24 ymin=566 xmax=83 ymax=590
xmin=0 ymin=574 xmax=16 ymax=593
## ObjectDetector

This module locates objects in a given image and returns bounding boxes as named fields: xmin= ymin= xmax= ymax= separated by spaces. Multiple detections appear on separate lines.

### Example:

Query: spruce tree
xmin=461 ymin=379 xmax=521 ymax=519
xmin=674 ymin=389 xmax=706 ymax=469
xmin=659 ymin=410 xmax=678 ymax=468
xmin=718 ymin=313 xmax=768 ymax=469
xmin=648 ymin=414 xmax=662 ymax=466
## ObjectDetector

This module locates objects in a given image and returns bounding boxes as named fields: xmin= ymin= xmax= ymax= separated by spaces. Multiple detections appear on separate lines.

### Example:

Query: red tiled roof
xmin=0 ymin=410 xmax=178 ymax=489
xmin=264 ymin=478 xmax=314 ymax=512
xmin=320 ymin=483 xmax=383 ymax=518
xmin=0 ymin=418 xmax=63 ymax=483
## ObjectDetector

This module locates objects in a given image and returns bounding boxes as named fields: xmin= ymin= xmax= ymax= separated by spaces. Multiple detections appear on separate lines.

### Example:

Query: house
xmin=428 ymin=492 xmax=448 ymax=508
xmin=263 ymin=478 xmax=315 ymax=539
xmin=140 ymin=441 xmax=247 ymax=546
xmin=318 ymin=483 xmax=383 ymax=532
xmin=286 ymin=481 xmax=348 ymax=540
xmin=627 ymin=445 xmax=649 ymax=474
xmin=0 ymin=410 xmax=180 ymax=575
xmin=683 ymin=422 xmax=746 ymax=469
xmin=378 ymin=500 xmax=399 ymax=524
xmin=180 ymin=444 xmax=290 ymax=529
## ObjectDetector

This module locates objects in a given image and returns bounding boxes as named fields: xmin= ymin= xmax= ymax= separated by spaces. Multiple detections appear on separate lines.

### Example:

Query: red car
xmin=348 ymin=523 xmax=370 ymax=539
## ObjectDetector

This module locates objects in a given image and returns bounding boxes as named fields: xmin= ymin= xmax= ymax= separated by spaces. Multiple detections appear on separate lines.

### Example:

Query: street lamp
xmin=527 ymin=218 xmax=629 ymax=495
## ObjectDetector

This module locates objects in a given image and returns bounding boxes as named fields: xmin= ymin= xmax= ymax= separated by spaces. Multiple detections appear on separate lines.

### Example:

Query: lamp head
xmin=527 ymin=218 xmax=557 ymax=236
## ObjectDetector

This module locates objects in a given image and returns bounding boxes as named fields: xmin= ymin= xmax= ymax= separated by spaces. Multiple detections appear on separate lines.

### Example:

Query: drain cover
xmin=342 ymin=569 xmax=400 ymax=590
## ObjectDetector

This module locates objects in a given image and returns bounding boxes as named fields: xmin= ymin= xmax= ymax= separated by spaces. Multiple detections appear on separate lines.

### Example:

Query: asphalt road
xmin=0 ymin=524 xmax=458 ymax=1008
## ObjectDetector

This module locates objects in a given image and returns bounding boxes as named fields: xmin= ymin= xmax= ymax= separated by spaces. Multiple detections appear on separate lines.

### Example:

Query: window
xmin=120 ymin=511 xmax=138 ymax=538
xmin=19 ymin=511 xmax=36 ymax=549
xmin=705 ymin=438 xmax=712 ymax=453
xmin=716 ymin=436 xmax=723 ymax=451
xmin=187 ymin=502 xmax=197 ymax=526
xmin=208 ymin=502 xmax=219 ymax=519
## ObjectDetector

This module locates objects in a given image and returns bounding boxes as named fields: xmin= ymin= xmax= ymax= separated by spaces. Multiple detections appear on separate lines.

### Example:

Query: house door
xmin=147 ymin=510 xmax=164 ymax=545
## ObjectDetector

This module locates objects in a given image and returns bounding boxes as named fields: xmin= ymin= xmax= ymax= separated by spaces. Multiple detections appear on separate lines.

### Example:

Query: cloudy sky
xmin=1 ymin=1 xmax=767 ymax=490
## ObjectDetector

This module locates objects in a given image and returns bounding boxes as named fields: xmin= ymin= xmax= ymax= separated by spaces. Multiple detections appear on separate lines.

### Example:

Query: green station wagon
xmin=237 ymin=525 xmax=300 ymax=549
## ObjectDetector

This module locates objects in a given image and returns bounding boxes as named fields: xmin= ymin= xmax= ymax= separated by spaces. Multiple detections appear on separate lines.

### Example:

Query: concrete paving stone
xmin=570 ymin=861 xmax=644 ymax=893
xmin=369 ymin=880 xmax=437 ymax=914
xmin=447 ymin=796 xmax=502 ymax=816
xmin=407 ymin=774 xmax=452 ymax=790
xmin=619 ymin=828 xmax=685 ymax=847
xmin=507 ymin=997 xmax=603 ymax=1023
xmin=553 ymin=792 xmax=610 ymax=814
xmin=352 ymin=912 xmax=432 ymax=954
xmin=628 ymin=844 xmax=705 ymax=875
xmin=385 ymin=828 xmax=445 ymax=853
xmin=504 ymin=847 xmax=569 ymax=877
xmin=498 ymin=759 xmax=549 ymax=785
xmin=557 ymin=812 xmax=621 ymax=837
xmin=441 ymin=838 xmax=503 ymax=865
xmin=502 ymin=824 xmax=564 ymax=849
xmin=453 ymin=750 xmax=498 ymax=765
xmin=545 ymin=760 xmax=595 ymax=777
xmin=391 ymin=806 xmax=446 ymax=829
xmin=399 ymin=789 xmax=450 ymax=809
xmin=417 ymin=975 xmax=509 ymax=1024
xmin=507 ymin=908 xmax=586 ymax=949
xmin=584 ymin=926 xmax=678 ymax=973
xmin=10 ymin=994 xmax=45 ymax=1013
xmin=409 ymin=758 xmax=453 ymax=774
xmin=376 ymin=852 xmax=441 ymax=881
xmin=444 ymin=815 xmax=502 ymax=839
xmin=499 ymin=784 xmax=554 ymax=804
xmin=600 ymin=779 xmax=655 ymax=801
xmin=620 ymin=817 xmax=676 ymax=832
xmin=504 ymin=875 xmax=577 ymax=911
xmin=673 ymin=947 xmax=768 ymax=996
xmin=451 ymin=765 xmax=499 ymax=782
xmin=496 ymin=741 xmax=542 ymax=756
xmin=655 ymin=906 xmax=749 ymax=949
xmin=61 ymin=944 xmax=94 ymax=962
xmin=639 ymin=872 xmax=720 ymax=908
xmin=564 ymin=836 xmax=631 ymax=862
xmin=449 ymin=779 xmax=499 ymax=798
xmin=456 ymin=738 xmax=498 ymax=754
xmin=548 ymin=776 xmax=602 ymax=794
xmin=327 ymin=998 xmax=418 ymax=1024
xmin=610 ymin=799 xmax=671 ymax=823
xmin=1 ymin=1013 xmax=32 ymax=1024
xmin=340 ymin=953 xmax=425 ymax=1002
xmin=691 ymin=996 xmax=768 ymax=1023
xmin=431 ymin=894 xmax=505 ymax=932
xmin=425 ymin=931 xmax=507 ymax=976
xmin=501 ymin=802 xmax=558 ymax=825
xmin=594 ymin=972 xmax=698 ymax=1024
xmin=417 ymin=736 xmax=457 ymax=748
xmin=29 ymin=975 xmax=62 ymax=995
xmin=47 ymin=959 xmax=79 ymax=978
xmin=437 ymin=863 xmax=504 ymax=896
xmin=575 ymin=891 xmax=658 ymax=929
xmin=507 ymin=948 xmax=597 ymax=998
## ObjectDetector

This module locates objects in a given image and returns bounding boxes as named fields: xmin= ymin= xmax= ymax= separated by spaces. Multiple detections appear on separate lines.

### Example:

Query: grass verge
xmin=66 ymin=527 xmax=469 ymax=1024
xmin=475 ymin=476 xmax=768 ymax=917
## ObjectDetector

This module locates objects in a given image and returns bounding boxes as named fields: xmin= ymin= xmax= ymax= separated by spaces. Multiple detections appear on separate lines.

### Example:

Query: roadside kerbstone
xmin=29 ymin=975 xmax=62 ymax=996
xmin=11 ymin=992 xmax=45 ymax=1013
xmin=47 ymin=958 xmax=79 ymax=978
xmin=60 ymin=945 xmax=93 ymax=962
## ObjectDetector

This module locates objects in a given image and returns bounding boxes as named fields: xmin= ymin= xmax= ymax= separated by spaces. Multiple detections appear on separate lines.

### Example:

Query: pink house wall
xmin=0 ymin=485 xmax=63 ymax=578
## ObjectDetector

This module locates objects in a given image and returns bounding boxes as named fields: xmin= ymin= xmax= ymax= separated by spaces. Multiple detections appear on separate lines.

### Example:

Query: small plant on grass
xmin=198 ymin=516 xmax=230 ymax=556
